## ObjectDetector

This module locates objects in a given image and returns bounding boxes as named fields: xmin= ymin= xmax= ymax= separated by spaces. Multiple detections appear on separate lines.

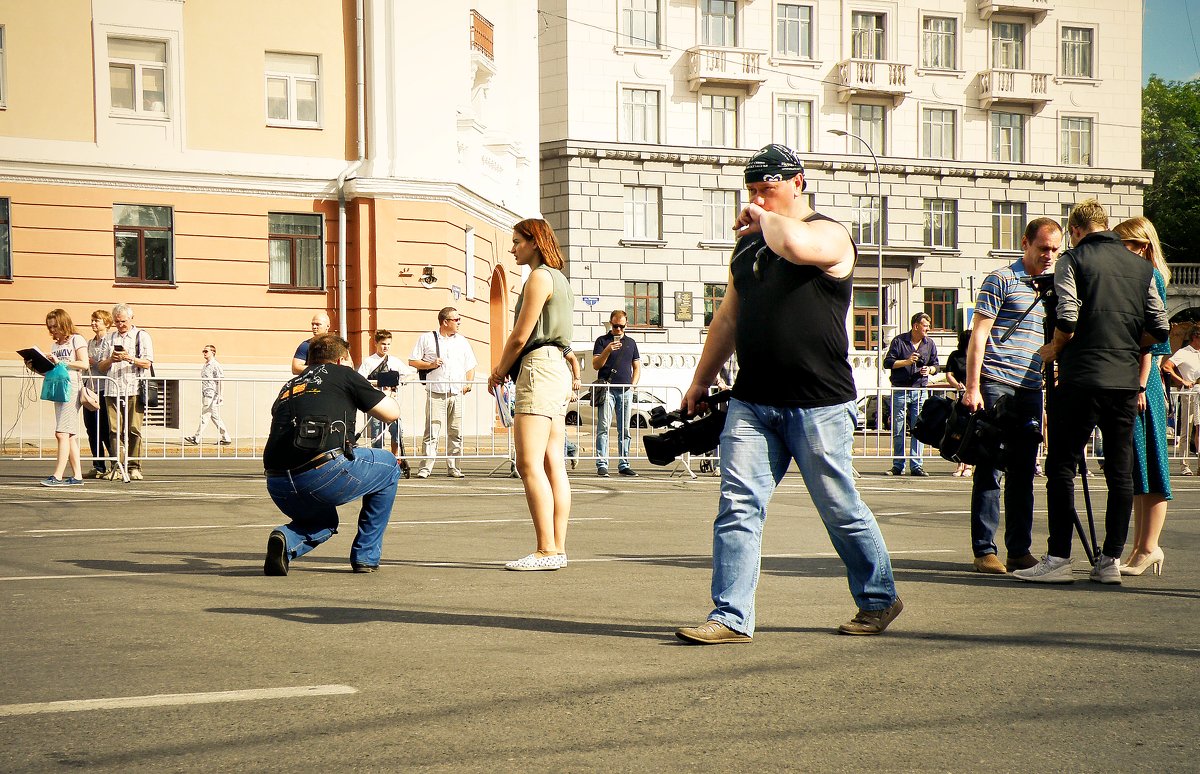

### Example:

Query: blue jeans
xmin=970 ymin=381 xmax=1042 ymax=558
xmin=595 ymin=386 xmax=632 ymax=471
xmin=708 ymin=398 xmax=898 ymax=636
xmin=891 ymin=388 xmax=925 ymax=472
xmin=367 ymin=417 xmax=400 ymax=450
xmin=265 ymin=448 xmax=401 ymax=568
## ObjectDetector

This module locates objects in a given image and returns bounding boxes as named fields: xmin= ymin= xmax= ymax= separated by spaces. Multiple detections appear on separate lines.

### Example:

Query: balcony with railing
xmin=977 ymin=0 xmax=1051 ymax=21
xmin=978 ymin=69 xmax=1052 ymax=109
xmin=836 ymin=58 xmax=911 ymax=103
xmin=685 ymin=46 xmax=768 ymax=94
xmin=469 ymin=9 xmax=494 ymax=60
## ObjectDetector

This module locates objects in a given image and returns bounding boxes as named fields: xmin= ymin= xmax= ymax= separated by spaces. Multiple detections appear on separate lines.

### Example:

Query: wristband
xmin=1138 ymin=386 xmax=1147 ymax=393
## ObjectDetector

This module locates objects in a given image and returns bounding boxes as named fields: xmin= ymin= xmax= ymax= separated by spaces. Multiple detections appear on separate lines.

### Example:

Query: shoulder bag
xmin=417 ymin=331 xmax=439 ymax=382
xmin=136 ymin=331 xmax=160 ymax=409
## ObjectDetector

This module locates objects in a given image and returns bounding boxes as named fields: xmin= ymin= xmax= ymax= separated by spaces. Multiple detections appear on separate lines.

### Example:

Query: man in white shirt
xmin=1163 ymin=325 xmax=1200 ymax=475
xmin=359 ymin=329 xmax=412 ymax=474
xmin=98 ymin=303 xmax=154 ymax=480
xmin=408 ymin=307 xmax=477 ymax=478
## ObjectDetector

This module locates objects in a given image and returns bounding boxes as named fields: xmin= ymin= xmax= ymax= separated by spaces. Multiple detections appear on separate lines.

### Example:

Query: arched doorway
xmin=489 ymin=265 xmax=509 ymax=370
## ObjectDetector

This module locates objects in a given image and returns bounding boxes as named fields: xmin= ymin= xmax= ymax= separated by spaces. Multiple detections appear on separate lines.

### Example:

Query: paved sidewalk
xmin=1 ymin=459 xmax=1197 ymax=771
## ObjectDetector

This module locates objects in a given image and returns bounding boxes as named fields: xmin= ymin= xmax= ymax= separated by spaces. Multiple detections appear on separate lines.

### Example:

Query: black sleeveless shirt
xmin=730 ymin=212 xmax=859 ymax=408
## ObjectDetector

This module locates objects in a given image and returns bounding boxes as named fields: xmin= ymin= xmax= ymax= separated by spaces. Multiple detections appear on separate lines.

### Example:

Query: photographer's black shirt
xmin=729 ymin=214 xmax=858 ymax=409
xmin=263 ymin=364 xmax=385 ymax=471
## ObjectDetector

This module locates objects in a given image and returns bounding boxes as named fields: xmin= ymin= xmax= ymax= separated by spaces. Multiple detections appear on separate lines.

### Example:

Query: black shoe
xmin=351 ymin=564 xmax=379 ymax=573
xmin=886 ymin=469 xmax=903 ymax=476
xmin=264 ymin=531 xmax=289 ymax=576
xmin=910 ymin=468 xmax=930 ymax=477
xmin=618 ymin=468 xmax=639 ymax=477
xmin=597 ymin=468 xmax=610 ymax=478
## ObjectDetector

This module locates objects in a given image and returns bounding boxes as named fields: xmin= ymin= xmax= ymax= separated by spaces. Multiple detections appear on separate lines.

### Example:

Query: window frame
xmin=849 ymin=102 xmax=886 ymax=155
xmin=0 ymin=26 xmax=7 ymax=109
xmin=919 ymin=14 xmax=959 ymax=72
xmin=992 ymin=202 xmax=1026 ymax=252
xmin=852 ymin=195 xmax=887 ymax=247
xmin=990 ymin=111 xmax=1025 ymax=163
xmin=702 ymin=189 xmax=740 ymax=244
xmin=0 ymin=197 xmax=10 ymax=280
xmin=107 ymin=36 xmax=169 ymax=119
xmin=625 ymin=280 xmax=663 ymax=328
xmin=623 ymin=186 xmax=663 ymax=243
xmin=924 ymin=288 xmax=958 ymax=333
xmin=923 ymin=198 xmax=958 ymax=250
xmin=703 ymin=282 xmax=727 ymax=327
xmin=1059 ymin=114 xmax=1095 ymax=167
xmin=699 ymin=92 xmax=739 ymax=148
xmin=268 ymin=212 xmax=326 ymax=291
xmin=990 ymin=20 xmax=1025 ymax=70
xmin=113 ymin=204 xmax=174 ymax=286
xmin=850 ymin=10 xmax=886 ymax=60
xmin=618 ymin=0 xmax=661 ymax=49
xmin=775 ymin=3 xmax=814 ymax=60
xmin=1059 ymin=23 xmax=1097 ymax=80
xmin=775 ymin=96 xmax=813 ymax=151
xmin=852 ymin=287 xmax=882 ymax=352
xmin=264 ymin=51 xmax=322 ymax=128
xmin=620 ymin=85 xmax=662 ymax=144
xmin=701 ymin=0 xmax=738 ymax=47
xmin=921 ymin=106 xmax=957 ymax=160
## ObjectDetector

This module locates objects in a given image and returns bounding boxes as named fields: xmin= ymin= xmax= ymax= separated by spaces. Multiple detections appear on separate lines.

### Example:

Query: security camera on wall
xmin=419 ymin=265 xmax=437 ymax=287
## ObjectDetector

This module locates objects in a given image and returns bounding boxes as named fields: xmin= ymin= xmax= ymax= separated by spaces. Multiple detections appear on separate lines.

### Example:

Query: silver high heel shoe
xmin=1119 ymin=547 xmax=1164 ymax=576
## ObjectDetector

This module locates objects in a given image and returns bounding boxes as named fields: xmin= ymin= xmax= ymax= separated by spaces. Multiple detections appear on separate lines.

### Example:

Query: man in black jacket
xmin=1014 ymin=199 xmax=1169 ymax=586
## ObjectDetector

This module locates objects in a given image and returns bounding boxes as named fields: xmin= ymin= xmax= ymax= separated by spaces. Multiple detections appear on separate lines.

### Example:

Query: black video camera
xmin=1021 ymin=272 xmax=1055 ymax=299
xmin=642 ymin=390 xmax=733 ymax=466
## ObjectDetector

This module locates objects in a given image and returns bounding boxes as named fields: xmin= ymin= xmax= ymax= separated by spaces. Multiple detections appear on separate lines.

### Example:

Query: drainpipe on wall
xmin=335 ymin=0 xmax=367 ymax=339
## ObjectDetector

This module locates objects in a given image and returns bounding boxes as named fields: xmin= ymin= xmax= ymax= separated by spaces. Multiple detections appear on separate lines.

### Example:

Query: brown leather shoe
xmin=1005 ymin=553 xmax=1039 ymax=571
xmin=973 ymin=554 xmax=1007 ymax=574
xmin=838 ymin=598 xmax=903 ymax=635
xmin=675 ymin=620 xmax=752 ymax=645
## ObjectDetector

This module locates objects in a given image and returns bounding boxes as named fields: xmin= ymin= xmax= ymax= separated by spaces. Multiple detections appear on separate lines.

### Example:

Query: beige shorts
xmin=514 ymin=347 xmax=571 ymax=418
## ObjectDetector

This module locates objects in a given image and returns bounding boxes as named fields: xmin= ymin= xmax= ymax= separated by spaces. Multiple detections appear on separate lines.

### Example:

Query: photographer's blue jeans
xmin=595 ymin=386 xmax=632 ymax=471
xmin=708 ymin=398 xmax=898 ymax=636
xmin=891 ymin=388 xmax=925 ymax=472
xmin=970 ymin=381 xmax=1043 ymax=558
xmin=266 ymin=448 xmax=401 ymax=568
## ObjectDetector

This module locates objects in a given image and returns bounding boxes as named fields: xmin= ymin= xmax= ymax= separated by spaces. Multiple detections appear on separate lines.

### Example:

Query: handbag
xmin=80 ymin=382 xmax=101 ymax=411
xmin=135 ymin=331 xmax=160 ymax=409
xmin=40 ymin=362 xmax=71 ymax=403
xmin=417 ymin=331 xmax=439 ymax=382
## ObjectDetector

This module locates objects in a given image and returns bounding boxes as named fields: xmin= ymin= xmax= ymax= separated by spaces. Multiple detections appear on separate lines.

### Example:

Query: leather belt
xmin=264 ymin=448 xmax=344 ymax=478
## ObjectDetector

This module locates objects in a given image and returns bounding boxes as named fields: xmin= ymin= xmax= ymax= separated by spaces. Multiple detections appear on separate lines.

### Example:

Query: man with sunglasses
xmin=674 ymin=144 xmax=901 ymax=644
xmin=592 ymin=311 xmax=641 ymax=477
xmin=409 ymin=307 xmax=476 ymax=479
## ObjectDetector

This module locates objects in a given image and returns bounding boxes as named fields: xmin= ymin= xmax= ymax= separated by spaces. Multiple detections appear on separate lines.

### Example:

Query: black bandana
xmin=744 ymin=144 xmax=807 ymax=190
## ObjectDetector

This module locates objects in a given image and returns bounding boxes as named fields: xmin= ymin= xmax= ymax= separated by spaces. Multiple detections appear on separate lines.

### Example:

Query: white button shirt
xmin=410 ymin=332 xmax=477 ymax=395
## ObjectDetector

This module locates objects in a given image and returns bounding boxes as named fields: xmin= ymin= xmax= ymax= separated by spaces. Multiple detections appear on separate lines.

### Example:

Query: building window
xmin=108 ymin=37 xmax=167 ymax=115
xmin=703 ymin=283 xmax=726 ymax=326
xmin=852 ymin=195 xmax=886 ymax=246
xmin=992 ymin=202 xmax=1025 ymax=251
xmin=0 ymin=27 xmax=7 ymax=108
xmin=700 ymin=93 xmax=737 ymax=147
xmin=703 ymin=190 xmax=739 ymax=242
xmin=269 ymin=213 xmax=323 ymax=289
xmin=921 ymin=16 xmax=956 ymax=70
xmin=776 ymin=98 xmax=812 ymax=151
xmin=850 ymin=103 xmax=885 ymax=154
xmin=1061 ymin=116 xmax=1093 ymax=166
xmin=1061 ymin=203 xmax=1074 ymax=248
xmin=924 ymin=288 xmax=958 ymax=332
xmin=922 ymin=108 xmax=955 ymax=160
xmin=620 ymin=0 xmax=659 ymax=47
xmin=0 ymin=198 xmax=10 ymax=280
xmin=851 ymin=11 xmax=885 ymax=60
xmin=923 ymin=199 xmax=957 ymax=249
xmin=776 ymin=4 xmax=813 ymax=59
xmin=265 ymin=52 xmax=319 ymax=126
xmin=621 ymin=88 xmax=660 ymax=143
xmin=991 ymin=111 xmax=1024 ymax=163
xmin=702 ymin=0 xmax=737 ymax=47
xmin=1061 ymin=26 xmax=1094 ymax=78
xmin=469 ymin=9 xmax=494 ymax=59
xmin=624 ymin=186 xmax=661 ymax=241
xmin=991 ymin=22 xmax=1024 ymax=70
xmin=853 ymin=288 xmax=881 ymax=351
xmin=113 ymin=205 xmax=172 ymax=284
xmin=625 ymin=281 xmax=662 ymax=327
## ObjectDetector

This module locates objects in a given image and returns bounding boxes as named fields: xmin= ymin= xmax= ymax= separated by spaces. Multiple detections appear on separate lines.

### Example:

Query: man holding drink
xmin=592 ymin=310 xmax=641 ymax=477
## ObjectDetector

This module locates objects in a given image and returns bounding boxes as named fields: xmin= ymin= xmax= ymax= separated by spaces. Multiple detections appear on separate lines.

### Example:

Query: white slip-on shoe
xmin=504 ymin=552 xmax=562 ymax=571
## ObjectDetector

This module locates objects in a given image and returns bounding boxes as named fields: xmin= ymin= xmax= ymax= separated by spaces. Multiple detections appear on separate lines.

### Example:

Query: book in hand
xmin=18 ymin=347 xmax=56 ymax=375
xmin=494 ymin=379 xmax=515 ymax=428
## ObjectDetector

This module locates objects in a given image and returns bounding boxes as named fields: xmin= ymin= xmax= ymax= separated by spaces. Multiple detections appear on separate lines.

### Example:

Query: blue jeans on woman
xmin=707 ymin=398 xmax=899 ymax=636
xmin=265 ymin=447 xmax=401 ymax=569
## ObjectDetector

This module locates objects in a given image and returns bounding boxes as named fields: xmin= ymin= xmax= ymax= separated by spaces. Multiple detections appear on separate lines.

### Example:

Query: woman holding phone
xmin=488 ymin=219 xmax=575 ymax=570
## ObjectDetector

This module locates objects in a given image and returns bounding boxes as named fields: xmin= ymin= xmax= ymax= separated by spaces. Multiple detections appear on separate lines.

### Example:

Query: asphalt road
xmin=1 ymin=458 xmax=1197 ymax=772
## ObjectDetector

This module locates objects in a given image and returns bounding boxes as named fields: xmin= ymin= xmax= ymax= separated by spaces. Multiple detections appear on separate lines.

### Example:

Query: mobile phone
xmin=113 ymin=345 xmax=125 ymax=352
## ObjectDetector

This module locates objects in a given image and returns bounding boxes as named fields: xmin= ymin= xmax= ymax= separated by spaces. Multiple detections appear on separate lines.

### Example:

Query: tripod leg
xmin=1077 ymin=459 xmax=1098 ymax=564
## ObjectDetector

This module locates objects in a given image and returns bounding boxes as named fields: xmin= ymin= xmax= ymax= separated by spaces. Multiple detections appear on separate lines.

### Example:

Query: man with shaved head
xmin=292 ymin=312 xmax=331 ymax=375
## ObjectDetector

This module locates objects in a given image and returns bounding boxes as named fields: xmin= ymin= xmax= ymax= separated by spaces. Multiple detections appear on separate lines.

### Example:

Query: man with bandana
xmin=674 ymin=144 xmax=902 ymax=644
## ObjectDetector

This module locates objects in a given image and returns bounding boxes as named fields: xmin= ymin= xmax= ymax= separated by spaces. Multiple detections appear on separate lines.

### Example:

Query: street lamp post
xmin=828 ymin=128 xmax=885 ymax=434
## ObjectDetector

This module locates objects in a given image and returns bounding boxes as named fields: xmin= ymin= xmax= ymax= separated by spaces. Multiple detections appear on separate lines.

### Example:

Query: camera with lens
xmin=1021 ymin=272 xmax=1055 ymax=300
xmin=642 ymin=390 xmax=733 ymax=466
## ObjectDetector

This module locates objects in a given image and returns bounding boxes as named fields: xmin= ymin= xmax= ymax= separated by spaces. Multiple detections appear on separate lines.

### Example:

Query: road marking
xmin=17 ymin=516 xmax=614 ymax=536
xmin=401 ymin=548 xmax=955 ymax=568
xmin=0 ymin=685 xmax=357 ymax=717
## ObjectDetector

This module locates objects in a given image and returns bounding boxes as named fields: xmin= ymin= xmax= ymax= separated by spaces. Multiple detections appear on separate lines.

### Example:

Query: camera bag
xmin=912 ymin=393 xmax=954 ymax=447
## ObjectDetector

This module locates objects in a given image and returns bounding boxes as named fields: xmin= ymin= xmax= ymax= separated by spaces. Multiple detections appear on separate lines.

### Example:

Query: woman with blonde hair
xmin=40 ymin=309 xmax=89 ymax=486
xmin=1114 ymin=216 xmax=1170 ymax=575
xmin=488 ymin=218 xmax=576 ymax=570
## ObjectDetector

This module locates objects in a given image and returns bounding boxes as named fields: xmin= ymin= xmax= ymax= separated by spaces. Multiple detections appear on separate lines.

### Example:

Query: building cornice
xmin=539 ymin=139 xmax=1155 ymax=187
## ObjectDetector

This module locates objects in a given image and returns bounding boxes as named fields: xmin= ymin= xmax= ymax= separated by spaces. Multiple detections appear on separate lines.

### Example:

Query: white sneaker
xmin=415 ymin=469 xmax=430 ymax=479
xmin=1090 ymin=554 xmax=1122 ymax=585
xmin=504 ymin=552 xmax=564 ymax=571
xmin=1012 ymin=555 xmax=1074 ymax=583
xmin=129 ymin=469 xmax=144 ymax=481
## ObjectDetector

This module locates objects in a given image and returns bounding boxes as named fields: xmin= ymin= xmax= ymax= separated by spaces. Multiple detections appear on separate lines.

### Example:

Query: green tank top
xmin=514 ymin=265 xmax=574 ymax=349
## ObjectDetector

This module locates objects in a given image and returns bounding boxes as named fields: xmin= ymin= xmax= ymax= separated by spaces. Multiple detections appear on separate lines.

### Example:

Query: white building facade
xmin=538 ymin=0 xmax=1149 ymax=393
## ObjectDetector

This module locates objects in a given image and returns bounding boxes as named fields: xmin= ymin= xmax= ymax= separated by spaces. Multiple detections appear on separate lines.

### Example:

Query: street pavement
xmin=1 ymin=458 xmax=1197 ymax=772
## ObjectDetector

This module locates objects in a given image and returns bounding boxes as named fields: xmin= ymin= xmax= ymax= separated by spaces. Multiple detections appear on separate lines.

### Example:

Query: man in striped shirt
xmin=962 ymin=217 xmax=1063 ymax=574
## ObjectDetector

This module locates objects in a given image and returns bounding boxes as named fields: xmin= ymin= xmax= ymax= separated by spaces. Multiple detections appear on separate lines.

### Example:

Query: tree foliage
xmin=1143 ymin=76 xmax=1200 ymax=263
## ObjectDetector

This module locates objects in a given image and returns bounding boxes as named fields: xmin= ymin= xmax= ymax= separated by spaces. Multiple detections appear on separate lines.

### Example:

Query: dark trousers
xmin=1045 ymin=385 xmax=1138 ymax=559
xmin=82 ymin=404 xmax=111 ymax=472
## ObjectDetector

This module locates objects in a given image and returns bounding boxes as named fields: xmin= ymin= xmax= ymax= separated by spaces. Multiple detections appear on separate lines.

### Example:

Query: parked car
xmin=857 ymin=394 xmax=892 ymax=430
xmin=566 ymin=389 xmax=668 ymax=429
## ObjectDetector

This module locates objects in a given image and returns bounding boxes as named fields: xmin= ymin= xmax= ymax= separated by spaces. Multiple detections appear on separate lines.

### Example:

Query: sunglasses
xmin=611 ymin=324 xmax=625 ymax=330
xmin=446 ymin=318 xmax=462 ymax=322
